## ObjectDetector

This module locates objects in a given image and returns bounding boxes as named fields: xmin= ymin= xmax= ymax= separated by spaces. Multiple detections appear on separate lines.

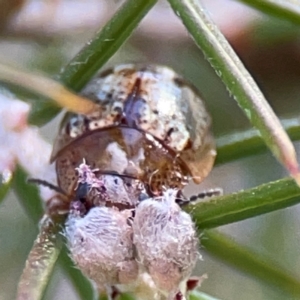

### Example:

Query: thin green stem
xmin=16 ymin=216 xmax=62 ymax=300
xmin=190 ymin=291 xmax=221 ymax=300
xmin=59 ymin=246 xmax=95 ymax=300
xmin=13 ymin=167 xmax=63 ymax=300
xmin=216 ymin=116 xmax=300 ymax=165
xmin=29 ymin=0 xmax=158 ymax=125
xmin=60 ymin=0 xmax=158 ymax=90
xmin=119 ymin=295 xmax=135 ymax=300
xmin=167 ymin=0 xmax=300 ymax=183
xmin=185 ymin=177 xmax=300 ymax=229
xmin=238 ymin=0 xmax=300 ymax=26
xmin=0 ymin=173 xmax=12 ymax=204
xmin=202 ymin=230 xmax=300 ymax=298
xmin=12 ymin=167 xmax=44 ymax=223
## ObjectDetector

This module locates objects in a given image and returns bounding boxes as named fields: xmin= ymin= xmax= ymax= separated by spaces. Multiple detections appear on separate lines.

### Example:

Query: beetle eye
xmin=75 ymin=182 xmax=90 ymax=202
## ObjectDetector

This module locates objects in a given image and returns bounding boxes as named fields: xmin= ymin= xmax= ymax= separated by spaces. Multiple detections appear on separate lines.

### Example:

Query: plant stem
xmin=190 ymin=291 xmax=221 ymax=300
xmin=60 ymin=0 xmax=158 ymax=91
xmin=238 ymin=0 xmax=300 ymax=26
xmin=16 ymin=216 xmax=62 ymax=300
xmin=216 ymin=117 xmax=300 ymax=165
xmin=59 ymin=246 xmax=95 ymax=300
xmin=13 ymin=167 xmax=44 ymax=223
xmin=202 ymin=230 xmax=300 ymax=298
xmin=185 ymin=177 xmax=300 ymax=229
xmin=0 ymin=172 xmax=12 ymax=204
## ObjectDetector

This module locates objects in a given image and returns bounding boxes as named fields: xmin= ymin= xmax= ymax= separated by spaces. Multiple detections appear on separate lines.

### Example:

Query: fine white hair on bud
xmin=132 ymin=189 xmax=199 ymax=299
xmin=65 ymin=203 xmax=138 ymax=293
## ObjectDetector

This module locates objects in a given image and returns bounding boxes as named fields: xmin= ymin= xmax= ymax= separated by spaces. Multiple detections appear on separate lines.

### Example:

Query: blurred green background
xmin=1 ymin=1 xmax=300 ymax=300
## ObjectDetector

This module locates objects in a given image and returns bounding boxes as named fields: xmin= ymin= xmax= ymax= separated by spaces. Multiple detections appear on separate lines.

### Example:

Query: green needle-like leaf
xmin=119 ymin=294 xmax=135 ymax=300
xmin=190 ymin=291 xmax=221 ymax=300
xmin=167 ymin=0 xmax=300 ymax=184
xmin=238 ymin=0 xmax=300 ymax=26
xmin=185 ymin=177 xmax=300 ymax=229
xmin=0 ymin=172 xmax=12 ymax=204
xmin=0 ymin=182 xmax=10 ymax=204
xmin=59 ymin=246 xmax=95 ymax=300
xmin=12 ymin=167 xmax=63 ymax=300
xmin=12 ymin=167 xmax=44 ymax=224
xmin=16 ymin=216 xmax=62 ymax=300
xmin=60 ymin=0 xmax=158 ymax=90
xmin=29 ymin=0 xmax=158 ymax=125
xmin=202 ymin=230 xmax=300 ymax=298
xmin=28 ymin=100 xmax=61 ymax=127
xmin=216 ymin=117 xmax=300 ymax=165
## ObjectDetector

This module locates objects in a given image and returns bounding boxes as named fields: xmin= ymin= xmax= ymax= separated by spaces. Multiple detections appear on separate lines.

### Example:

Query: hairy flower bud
xmin=65 ymin=202 xmax=138 ymax=293
xmin=132 ymin=189 xmax=199 ymax=299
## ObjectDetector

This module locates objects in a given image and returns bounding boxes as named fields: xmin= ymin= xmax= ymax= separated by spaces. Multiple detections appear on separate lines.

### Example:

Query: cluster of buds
xmin=64 ymin=161 xmax=200 ymax=300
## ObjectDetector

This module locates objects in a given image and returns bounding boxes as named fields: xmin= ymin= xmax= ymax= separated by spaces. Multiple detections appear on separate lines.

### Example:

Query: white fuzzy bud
xmin=132 ymin=189 xmax=199 ymax=299
xmin=65 ymin=203 xmax=138 ymax=292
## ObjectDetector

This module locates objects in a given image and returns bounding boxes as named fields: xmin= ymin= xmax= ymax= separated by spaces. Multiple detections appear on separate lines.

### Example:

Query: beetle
xmin=50 ymin=64 xmax=216 ymax=198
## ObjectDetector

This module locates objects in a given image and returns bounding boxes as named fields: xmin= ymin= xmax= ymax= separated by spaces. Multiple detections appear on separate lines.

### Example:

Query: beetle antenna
xmin=96 ymin=170 xmax=138 ymax=180
xmin=187 ymin=188 xmax=223 ymax=204
xmin=27 ymin=178 xmax=66 ymax=195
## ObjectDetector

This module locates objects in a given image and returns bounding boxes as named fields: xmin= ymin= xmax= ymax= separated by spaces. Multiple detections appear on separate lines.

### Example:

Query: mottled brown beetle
xmin=51 ymin=64 xmax=216 ymax=198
